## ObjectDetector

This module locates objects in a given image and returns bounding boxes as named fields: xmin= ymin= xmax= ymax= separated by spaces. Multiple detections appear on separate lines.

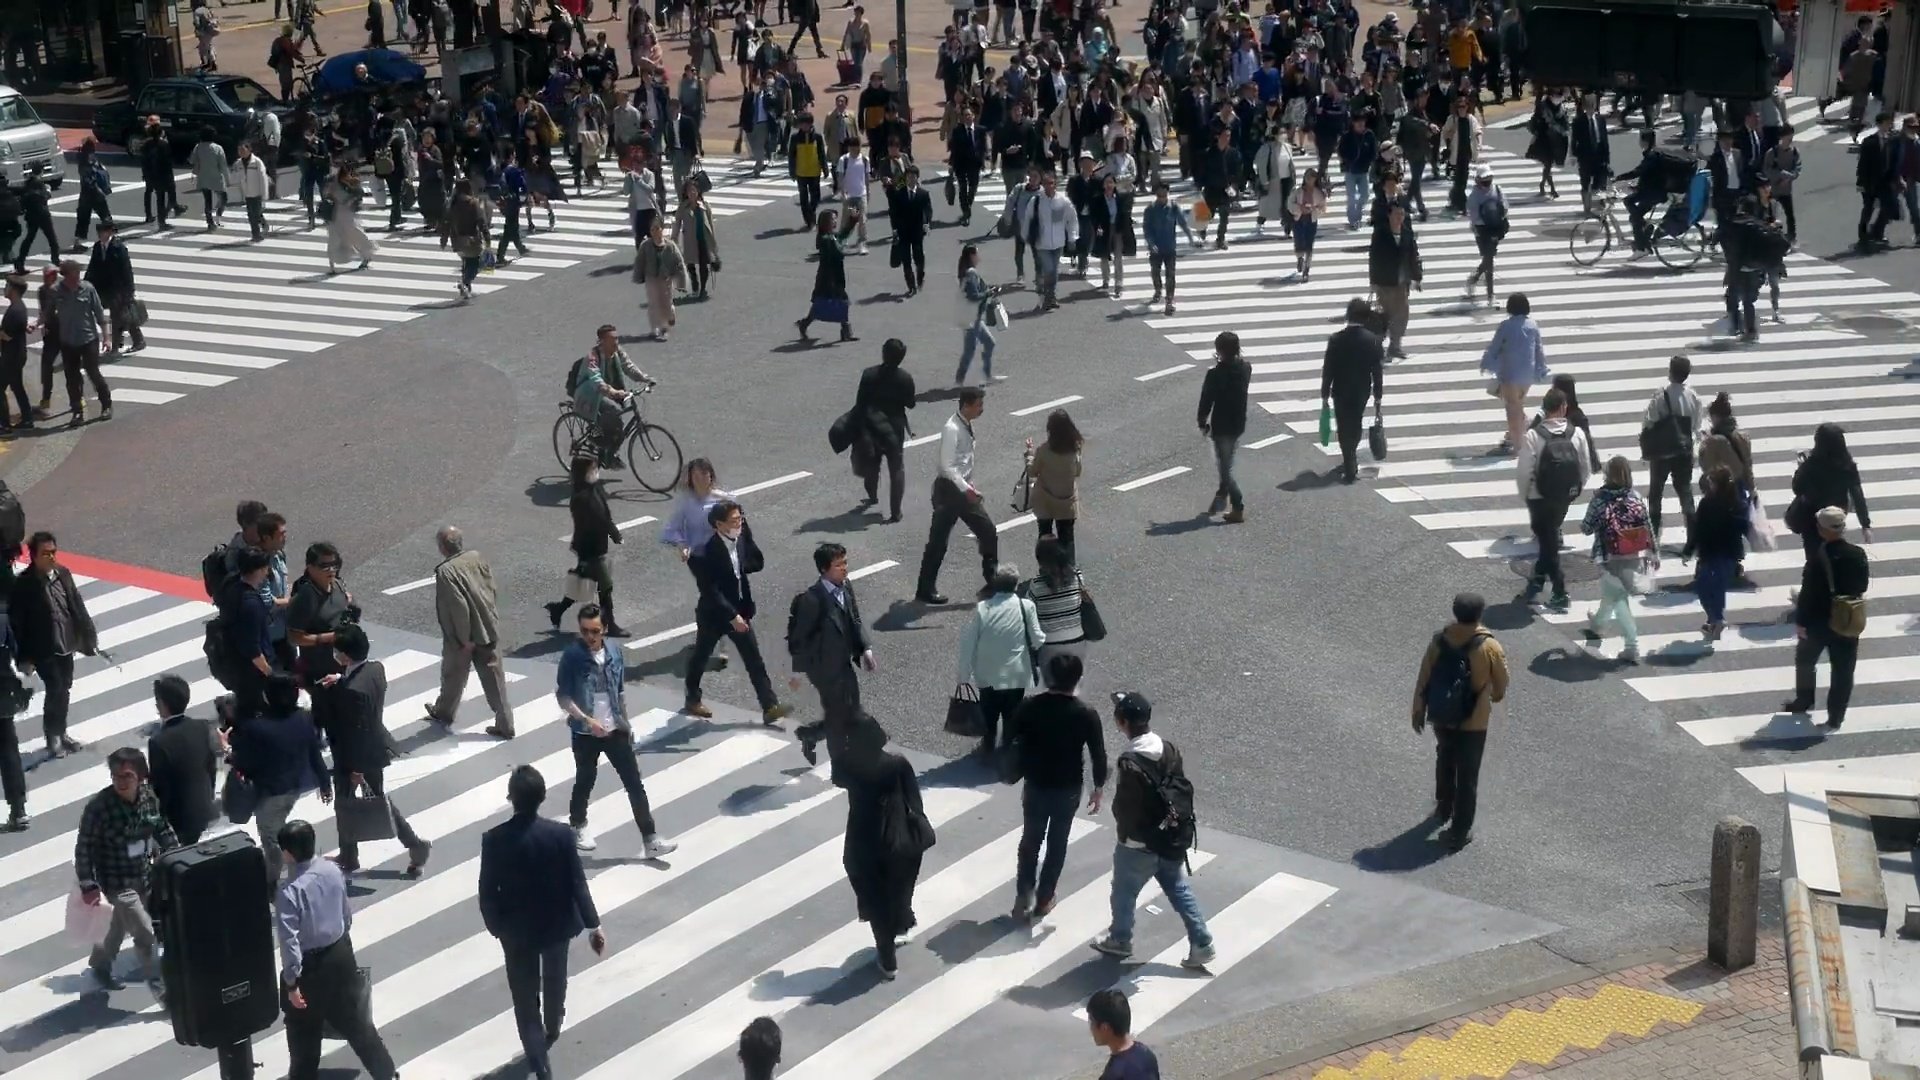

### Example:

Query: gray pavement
xmin=6 ymin=92 xmax=1914 ymax=1074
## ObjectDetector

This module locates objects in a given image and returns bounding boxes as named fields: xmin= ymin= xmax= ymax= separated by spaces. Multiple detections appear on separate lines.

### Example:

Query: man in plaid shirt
xmin=74 ymin=746 xmax=178 ymax=1002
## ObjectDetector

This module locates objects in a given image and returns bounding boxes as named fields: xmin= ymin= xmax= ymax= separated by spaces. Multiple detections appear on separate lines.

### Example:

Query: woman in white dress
xmin=324 ymin=163 xmax=377 ymax=273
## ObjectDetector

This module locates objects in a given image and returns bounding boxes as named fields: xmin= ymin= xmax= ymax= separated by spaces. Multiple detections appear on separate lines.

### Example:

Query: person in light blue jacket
xmin=956 ymin=563 xmax=1044 ymax=760
xmin=1479 ymin=291 xmax=1549 ymax=456
xmin=554 ymin=602 xmax=679 ymax=859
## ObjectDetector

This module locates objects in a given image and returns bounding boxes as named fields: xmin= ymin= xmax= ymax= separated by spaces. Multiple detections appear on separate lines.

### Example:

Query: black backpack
xmin=1637 ymin=386 xmax=1692 ymax=462
xmin=1121 ymin=744 xmax=1197 ymax=864
xmin=200 ymin=542 xmax=232 ymax=599
xmin=1480 ymin=198 xmax=1509 ymax=239
xmin=1532 ymin=421 xmax=1584 ymax=501
xmin=1422 ymin=632 xmax=1488 ymax=729
xmin=1748 ymin=219 xmax=1790 ymax=266
xmin=1647 ymin=147 xmax=1698 ymax=195
xmin=564 ymin=356 xmax=588 ymax=396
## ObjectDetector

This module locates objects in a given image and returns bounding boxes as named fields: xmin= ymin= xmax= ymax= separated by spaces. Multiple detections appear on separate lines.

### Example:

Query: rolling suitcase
xmin=153 ymin=831 xmax=278 ymax=1049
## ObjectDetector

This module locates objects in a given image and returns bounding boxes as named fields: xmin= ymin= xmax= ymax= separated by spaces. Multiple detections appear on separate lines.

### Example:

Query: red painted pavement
xmin=61 ymin=553 xmax=208 ymax=601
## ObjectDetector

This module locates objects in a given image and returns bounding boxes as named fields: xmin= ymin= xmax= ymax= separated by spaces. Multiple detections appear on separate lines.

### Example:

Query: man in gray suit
xmin=786 ymin=542 xmax=874 ymax=771
xmin=426 ymin=526 xmax=515 ymax=738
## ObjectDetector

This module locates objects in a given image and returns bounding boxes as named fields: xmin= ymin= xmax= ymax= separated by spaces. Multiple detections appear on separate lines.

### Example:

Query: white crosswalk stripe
xmin=21 ymin=157 xmax=786 ymax=420
xmin=0 ymin=573 xmax=1338 ymax=1080
xmin=1485 ymin=94 xmax=1864 ymax=145
xmin=956 ymin=146 xmax=1920 ymax=799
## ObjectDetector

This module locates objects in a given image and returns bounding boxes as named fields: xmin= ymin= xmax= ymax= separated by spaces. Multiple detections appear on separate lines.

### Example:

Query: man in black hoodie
xmin=1784 ymin=506 xmax=1870 ymax=730
xmin=1196 ymin=330 xmax=1251 ymax=522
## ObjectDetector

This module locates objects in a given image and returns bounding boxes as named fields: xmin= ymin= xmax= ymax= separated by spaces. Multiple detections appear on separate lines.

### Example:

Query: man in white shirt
xmin=913 ymin=387 xmax=998 ymax=605
xmin=836 ymin=140 xmax=872 ymax=252
xmin=1017 ymin=170 xmax=1077 ymax=311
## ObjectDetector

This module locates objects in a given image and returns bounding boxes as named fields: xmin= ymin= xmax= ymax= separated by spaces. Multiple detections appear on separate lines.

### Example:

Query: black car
xmin=93 ymin=74 xmax=295 ymax=165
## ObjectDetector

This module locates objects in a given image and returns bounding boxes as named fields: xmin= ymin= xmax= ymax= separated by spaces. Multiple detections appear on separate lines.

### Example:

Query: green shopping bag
xmin=1318 ymin=401 xmax=1333 ymax=447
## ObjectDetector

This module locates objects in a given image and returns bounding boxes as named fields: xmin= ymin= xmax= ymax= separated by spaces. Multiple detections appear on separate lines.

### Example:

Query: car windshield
xmin=211 ymin=79 xmax=276 ymax=111
xmin=0 ymin=96 xmax=44 ymax=131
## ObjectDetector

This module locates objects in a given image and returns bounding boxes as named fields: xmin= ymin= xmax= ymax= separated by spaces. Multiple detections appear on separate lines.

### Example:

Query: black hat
xmin=1111 ymin=691 xmax=1152 ymax=724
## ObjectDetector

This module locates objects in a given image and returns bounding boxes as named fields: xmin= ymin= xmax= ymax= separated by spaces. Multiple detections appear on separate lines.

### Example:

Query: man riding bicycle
xmin=1614 ymin=128 xmax=1696 ymax=252
xmin=569 ymin=325 xmax=655 ymax=468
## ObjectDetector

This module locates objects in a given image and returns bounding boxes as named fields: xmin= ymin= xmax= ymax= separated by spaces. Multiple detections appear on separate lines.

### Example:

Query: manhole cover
xmin=1503 ymin=553 xmax=1602 ymax=585
xmin=1834 ymin=314 xmax=1908 ymax=331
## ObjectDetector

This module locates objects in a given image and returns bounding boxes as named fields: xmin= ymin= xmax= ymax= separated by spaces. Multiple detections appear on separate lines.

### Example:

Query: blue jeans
xmin=1016 ymin=784 xmax=1079 ymax=903
xmin=850 ymin=43 xmax=868 ymax=81
xmin=1696 ymin=554 xmax=1736 ymax=624
xmin=957 ymin=323 xmax=995 ymax=380
xmin=1035 ymin=247 xmax=1061 ymax=303
xmin=1343 ymin=170 xmax=1366 ymax=227
xmin=460 ymin=254 xmax=481 ymax=289
xmin=1107 ymin=843 xmax=1211 ymax=950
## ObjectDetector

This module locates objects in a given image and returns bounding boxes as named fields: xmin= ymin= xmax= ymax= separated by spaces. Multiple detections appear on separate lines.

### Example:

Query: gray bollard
xmin=1709 ymin=816 xmax=1761 ymax=971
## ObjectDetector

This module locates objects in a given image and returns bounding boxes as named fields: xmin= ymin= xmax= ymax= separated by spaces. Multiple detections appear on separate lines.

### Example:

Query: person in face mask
xmin=682 ymin=501 xmax=794 ymax=724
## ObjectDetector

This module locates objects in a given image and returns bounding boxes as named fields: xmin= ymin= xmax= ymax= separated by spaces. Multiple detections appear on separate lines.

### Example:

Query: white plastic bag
xmin=563 ymin=569 xmax=598 ymax=605
xmin=65 ymin=887 xmax=112 ymax=947
xmin=1747 ymin=489 xmax=1777 ymax=552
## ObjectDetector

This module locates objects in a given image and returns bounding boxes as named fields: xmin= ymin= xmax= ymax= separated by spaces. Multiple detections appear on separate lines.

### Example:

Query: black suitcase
xmin=154 ymin=831 xmax=278 ymax=1049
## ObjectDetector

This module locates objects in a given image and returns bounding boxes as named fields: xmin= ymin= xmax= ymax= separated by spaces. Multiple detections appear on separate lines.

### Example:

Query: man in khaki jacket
xmin=426 ymin=526 xmax=515 ymax=737
xmin=1409 ymin=592 xmax=1509 ymax=852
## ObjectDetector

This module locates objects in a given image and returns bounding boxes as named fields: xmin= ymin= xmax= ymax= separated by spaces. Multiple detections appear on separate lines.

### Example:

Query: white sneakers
xmin=643 ymin=835 xmax=679 ymax=859
xmin=573 ymin=827 xmax=596 ymax=852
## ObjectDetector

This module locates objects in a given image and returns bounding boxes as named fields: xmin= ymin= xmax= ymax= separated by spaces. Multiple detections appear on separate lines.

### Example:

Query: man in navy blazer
xmin=479 ymin=765 xmax=605 ymax=1080
xmin=684 ymin=500 xmax=792 ymax=724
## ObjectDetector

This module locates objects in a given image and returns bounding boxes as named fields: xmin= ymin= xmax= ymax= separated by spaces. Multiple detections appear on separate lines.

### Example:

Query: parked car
xmin=92 ymin=74 xmax=295 ymax=165
xmin=0 ymin=85 xmax=68 ymax=189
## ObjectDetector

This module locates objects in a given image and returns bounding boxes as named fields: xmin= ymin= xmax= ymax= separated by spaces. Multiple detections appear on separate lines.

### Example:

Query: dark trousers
xmin=285 ymin=935 xmax=397 ymax=1080
xmin=568 ymin=728 xmax=656 ymax=835
xmin=1433 ymin=727 xmax=1487 ymax=836
xmin=898 ymin=234 xmax=926 ymax=289
xmin=1406 ymin=159 xmax=1428 ymax=218
xmin=1526 ymin=497 xmax=1567 ymax=594
xmin=1334 ymin=397 xmax=1365 ymax=479
xmin=502 ymin=938 xmax=569 ymax=1080
xmin=1034 ymin=516 xmax=1076 ymax=563
xmin=684 ymin=618 xmax=778 ymax=709
xmin=1723 ymin=267 xmax=1759 ymax=335
xmin=1646 ymin=455 xmax=1696 ymax=539
xmin=955 ymin=167 xmax=980 ymax=219
xmin=102 ymin=292 xmax=144 ymax=353
xmin=862 ymin=441 xmax=906 ymax=518
xmin=498 ymin=207 xmax=529 ymax=258
xmin=143 ymin=176 xmax=180 ymax=224
xmin=245 ymin=195 xmax=268 ymax=239
xmin=0 ymin=716 xmax=25 ymax=813
xmin=333 ymin=765 xmax=422 ymax=866
xmin=0 ymin=350 xmax=30 ymax=423
xmin=73 ymin=188 xmax=112 ymax=242
xmin=788 ymin=17 xmax=823 ymax=54
xmin=977 ymin=686 xmax=1024 ymax=753
xmin=201 ymin=188 xmax=224 ymax=227
xmin=35 ymin=653 xmax=74 ymax=743
xmin=1449 ymin=150 xmax=1470 ymax=211
xmin=1470 ymin=230 xmax=1497 ymax=293
xmin=796 ymin=175 xmax=822 ymax=225
xmin=1148 ymin=249 xmax=1176 ymax=296
xmin=1860 ymin=188 xmax=1894 ymax=243
xmin=1792 ymin=626 xmax=1859 ymax=724
xmin=1016 ymin=783 xmax=1078 ymax=904
xmin=797 ymin=664 xmax=861 ymax=767
xmin=1776 ymin=193 xmax=1796 ymax=242
xmin=14 ymin=211 xmax=58 ymax=270
xmin=916 ymin=478 xmax=998 ymax=596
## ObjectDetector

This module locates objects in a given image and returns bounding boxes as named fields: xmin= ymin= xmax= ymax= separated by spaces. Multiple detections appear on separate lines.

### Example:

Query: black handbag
xmin=1368 ymin=407 xmax=1388 ymax=461
xmin=221 ymin=769 xmax=258 ymax=825
xmin=943 ymin=684 xmax=986 ymax=738
xmin=888 ymin=237 xmax=903 ymax=268
xmin=335 ymin=789 xmax=396 ymax=844
xmin=945 ymin=172 xmax=956 ymax=205
xmin=1079 ymin=585 xmax=1108 ymax=643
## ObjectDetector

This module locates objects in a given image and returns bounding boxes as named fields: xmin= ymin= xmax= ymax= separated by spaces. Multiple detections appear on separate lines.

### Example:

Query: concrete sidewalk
xmin=1250 ymin=938 xmax=1795 ymax=1080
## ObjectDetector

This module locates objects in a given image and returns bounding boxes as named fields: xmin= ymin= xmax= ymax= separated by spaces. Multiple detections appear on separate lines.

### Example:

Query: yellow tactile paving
xmin=1311 ymin=985 xmax=1706 ymax=1080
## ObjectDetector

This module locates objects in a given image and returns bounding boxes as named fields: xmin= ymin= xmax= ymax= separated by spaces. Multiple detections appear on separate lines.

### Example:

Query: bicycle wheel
xmin=1568 ymin=215 xmax=1612 ymax=267
xmin=1654 ymin=223 xmax=1706 ymax=271
xmin=552 ymin=410 xmax=593 ymax=469
xmin=628 ymin=422 xmax=684 ymax=494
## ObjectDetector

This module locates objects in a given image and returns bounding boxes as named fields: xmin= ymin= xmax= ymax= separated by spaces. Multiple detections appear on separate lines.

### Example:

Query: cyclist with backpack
xmin=1409 ymin=592 xmax=1509 ymax=852
xmin=568 ymin=325 xmax=654 ymax=469
xmin=1515 ymin=385 xmax=1593 ymax=613
xmin=1579 ymin=457 xmax=1655 ymax=662
xmin=1092 ymin=691 xmax=1215 ymax=973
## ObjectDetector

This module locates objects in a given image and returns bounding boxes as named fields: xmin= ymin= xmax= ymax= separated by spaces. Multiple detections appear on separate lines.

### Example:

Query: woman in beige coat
xmin=1026 ymin=408 xmax=1083 ymax=563
xmin=634 ymin=215 xmax=688 ymax=340
xmin=671 ymin=180 xmax=720 ymax=300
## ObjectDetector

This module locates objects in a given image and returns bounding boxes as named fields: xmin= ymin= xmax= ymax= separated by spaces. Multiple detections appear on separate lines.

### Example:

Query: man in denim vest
xmin=555 ymin=604 xmax=679 ymax=858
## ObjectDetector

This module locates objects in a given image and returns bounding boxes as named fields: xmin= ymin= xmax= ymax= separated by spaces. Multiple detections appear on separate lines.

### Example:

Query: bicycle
xmin=552 ymin=383 xmax=684 ymax=494
xmin=1567 ymin=185 xmax=1714 ymax=271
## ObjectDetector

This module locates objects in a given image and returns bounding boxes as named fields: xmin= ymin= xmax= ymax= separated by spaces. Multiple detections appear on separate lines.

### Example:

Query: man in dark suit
xmin=145 ymin=674 xmax=220 ymax=844
xmin=888 ymin=165 xmax=934 ymax=295
xmin=786 ymin=542 xmax=875 ymax=769
xmin=82 ymin=222 xmax=143 ymax=355
xmin=1854 ymin=110 xmax=1904 ymax=251
xmin=1320 ymin=297 xmax=1387 ymax=484
xmin=1707 ymin=128 xmax=1746 ymax=228
xmin=479 ymin=765 xmax=605 ymax=1080
xmin=1569 ymin=95 xmax=1611 ymax=208
xmin=946 ymin=106 xmax=987 ymax=226
xmin=685 ymin=501 xmax=793 ymax=724
xmin=325 ymin=624 xmax=431 ymax=877
xmin=1784 ymin=506 xmax=1871 ymax=730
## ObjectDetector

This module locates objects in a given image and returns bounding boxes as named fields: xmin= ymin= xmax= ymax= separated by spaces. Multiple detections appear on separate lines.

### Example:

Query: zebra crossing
xmin=1484 ymin=92 xmax=1872 ymax=146
xmin=19 ymin=156 xmax=788 ymax=416
xmin=0 ymin=563 xmax=1555 ymax=1080
xmin=964 ymin=145 xmax=1918 ymax=801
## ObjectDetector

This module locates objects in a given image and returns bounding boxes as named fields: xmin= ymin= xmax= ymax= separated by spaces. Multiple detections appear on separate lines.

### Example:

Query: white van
xmin=0 ymin=85 xmax=68 ymax=189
